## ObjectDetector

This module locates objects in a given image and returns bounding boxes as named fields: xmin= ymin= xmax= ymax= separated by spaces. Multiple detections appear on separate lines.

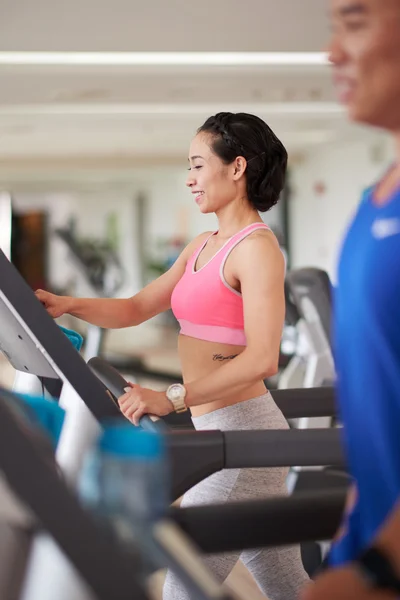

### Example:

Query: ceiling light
xmin=0 ymin=52 xmax=328 ymax=67
xmin=0 ymin=103 xmax=343 ymax=116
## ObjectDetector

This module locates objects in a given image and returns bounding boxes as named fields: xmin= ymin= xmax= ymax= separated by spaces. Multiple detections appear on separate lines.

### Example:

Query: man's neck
xmin=371 ymin=132 xmax=400 ymax=206
xmin=374 ymin=165 xmax=400 ymax=207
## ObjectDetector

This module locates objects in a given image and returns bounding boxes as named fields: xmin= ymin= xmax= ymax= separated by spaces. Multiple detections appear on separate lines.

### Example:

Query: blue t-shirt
xmin=330 ymin=184 xmax=400 ymax=565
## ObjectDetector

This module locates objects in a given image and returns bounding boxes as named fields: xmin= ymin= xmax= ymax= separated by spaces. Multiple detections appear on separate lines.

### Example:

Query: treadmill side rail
xmin=171 ymin=489 xmax=346 ymax=553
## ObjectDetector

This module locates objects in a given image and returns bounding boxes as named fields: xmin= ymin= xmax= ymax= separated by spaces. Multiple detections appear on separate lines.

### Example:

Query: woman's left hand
xmin=118 ymin=383 xmax=174 ymax=426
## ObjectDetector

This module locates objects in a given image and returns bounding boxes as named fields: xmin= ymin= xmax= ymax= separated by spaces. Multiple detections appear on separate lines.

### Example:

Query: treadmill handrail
xmin=167 ymin=430 xmax=225 ymax=500
xmin=166 ymin=427 xmax=345 ymax=500
xmin=88 ymin=356 xmax=161 ymax=430
xmin=223 ymin=428 xmax=345 ymax=469
xmin=272 ymin=387 xmax=337 ymax=419
xmin=171 ymin=489 xmax=346 ymax=553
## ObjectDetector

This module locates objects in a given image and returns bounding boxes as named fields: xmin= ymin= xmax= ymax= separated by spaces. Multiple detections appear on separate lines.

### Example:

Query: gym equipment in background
xmin=279 ymin=268 xmax=334 ymax=405
xmin=55 ymin=224 xmax=124 ymax=361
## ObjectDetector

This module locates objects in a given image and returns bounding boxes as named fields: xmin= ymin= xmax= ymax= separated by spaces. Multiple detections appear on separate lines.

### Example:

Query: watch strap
xmin=356 ymin=546 xmax=400 ymax=594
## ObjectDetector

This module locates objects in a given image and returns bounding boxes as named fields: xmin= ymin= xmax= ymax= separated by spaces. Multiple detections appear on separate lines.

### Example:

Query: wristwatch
xmin=166 ymin=383 xmax=188 ymax=413
xmin=355 ymin=546 xmax=400 ymax=594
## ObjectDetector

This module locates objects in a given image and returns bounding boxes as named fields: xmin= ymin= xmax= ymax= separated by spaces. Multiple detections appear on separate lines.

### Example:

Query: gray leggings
xmin=163 ymin=392 xmax=310 ymax=600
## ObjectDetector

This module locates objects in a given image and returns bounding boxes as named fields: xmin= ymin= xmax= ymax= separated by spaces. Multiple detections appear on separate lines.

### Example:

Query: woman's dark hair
xmin=198 ymin=112 xmax=287 ymax=212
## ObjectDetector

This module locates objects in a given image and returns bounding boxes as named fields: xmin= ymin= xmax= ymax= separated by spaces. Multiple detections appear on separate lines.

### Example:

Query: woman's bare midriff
xmin=178 ymin=334 xmax=267 ymax=417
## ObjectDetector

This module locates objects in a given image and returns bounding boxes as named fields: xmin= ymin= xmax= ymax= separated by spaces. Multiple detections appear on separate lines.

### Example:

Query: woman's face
xmin=186 ymin=132 xmax=241 ymax=214
xmin=328 ymin=0 xmax=400 ymax=130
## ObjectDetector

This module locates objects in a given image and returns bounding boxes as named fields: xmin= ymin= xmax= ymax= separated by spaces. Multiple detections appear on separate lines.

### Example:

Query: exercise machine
xmin=279 ymin=268 xmax=335 ymax=415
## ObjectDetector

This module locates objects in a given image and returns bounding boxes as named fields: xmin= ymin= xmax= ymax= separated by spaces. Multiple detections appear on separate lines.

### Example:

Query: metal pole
xmin=0 ymin=192 xmax=12 ymax=260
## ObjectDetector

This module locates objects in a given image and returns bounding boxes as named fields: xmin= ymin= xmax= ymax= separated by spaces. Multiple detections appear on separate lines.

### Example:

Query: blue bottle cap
xmin=99 ymin=423 xmax=164 ymax=460
xmin=17 ymin=393 xmax=65 ymax=449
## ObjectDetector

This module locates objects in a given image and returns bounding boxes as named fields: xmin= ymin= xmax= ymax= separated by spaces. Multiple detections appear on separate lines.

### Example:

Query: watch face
xmin=169 ymin=384 xmax=184 ymax=400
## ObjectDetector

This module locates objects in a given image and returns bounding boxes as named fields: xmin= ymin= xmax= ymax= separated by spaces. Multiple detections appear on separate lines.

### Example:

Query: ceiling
xmin=0 ymin=0 xmax=329 ymax=52
xmin=0 ymin=1 xmax=376 ymax=188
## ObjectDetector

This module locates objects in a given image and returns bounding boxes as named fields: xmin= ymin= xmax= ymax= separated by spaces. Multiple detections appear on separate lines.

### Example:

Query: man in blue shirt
xmin=304 ymin=1 xmax=400 ymax=599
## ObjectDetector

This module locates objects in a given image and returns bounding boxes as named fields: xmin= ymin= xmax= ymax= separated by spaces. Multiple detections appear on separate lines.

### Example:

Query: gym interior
xmin=0 ymin=2 xmax=397 ymax=600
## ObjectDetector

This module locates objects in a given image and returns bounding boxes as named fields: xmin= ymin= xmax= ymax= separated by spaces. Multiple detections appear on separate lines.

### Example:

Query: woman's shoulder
xmin=239 ymin=226 xmax=281 ymax=254
xmin=232 ymin=227 xmax=285 ymax=272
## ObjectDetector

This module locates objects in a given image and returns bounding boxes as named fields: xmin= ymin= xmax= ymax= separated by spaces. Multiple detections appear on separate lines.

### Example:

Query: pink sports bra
xmin=171 ymin=222 xmax=271 ymax=346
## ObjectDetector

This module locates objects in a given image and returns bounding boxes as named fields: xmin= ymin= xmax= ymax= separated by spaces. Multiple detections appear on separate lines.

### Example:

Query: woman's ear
xmin=232 ymin=156 xmax=247 ymax=180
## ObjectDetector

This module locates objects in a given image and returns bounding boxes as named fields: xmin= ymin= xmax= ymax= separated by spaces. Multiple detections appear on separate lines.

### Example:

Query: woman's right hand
xmin=35 ymin=289 xmax=71 ymax=319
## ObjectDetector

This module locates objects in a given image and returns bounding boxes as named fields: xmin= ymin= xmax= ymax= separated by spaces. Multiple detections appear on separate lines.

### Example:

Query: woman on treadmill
xmin=36 ymin=112 xmax=309 ymax=600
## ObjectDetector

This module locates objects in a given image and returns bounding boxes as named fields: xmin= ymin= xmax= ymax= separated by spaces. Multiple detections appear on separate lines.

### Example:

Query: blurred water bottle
xmin=78 ymin=424 xmax=169 ymax=570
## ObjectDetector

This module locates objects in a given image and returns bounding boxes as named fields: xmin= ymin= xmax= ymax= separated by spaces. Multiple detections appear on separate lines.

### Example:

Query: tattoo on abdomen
xmin=213 ymin=354 xmax=239 ymax=362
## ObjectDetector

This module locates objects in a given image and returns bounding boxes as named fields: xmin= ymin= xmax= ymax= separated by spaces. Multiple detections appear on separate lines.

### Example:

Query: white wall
xmin=135 ymin=167 xmax=217 ymax=275
xmin=289 ymin=134 xmax=395 ymax=283
xmin=143 ymin=168 xmax=217 ymax=242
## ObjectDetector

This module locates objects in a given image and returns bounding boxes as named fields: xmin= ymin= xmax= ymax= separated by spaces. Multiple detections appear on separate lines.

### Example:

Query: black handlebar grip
xmin=88 ymin=357 xmax=167 ymax=432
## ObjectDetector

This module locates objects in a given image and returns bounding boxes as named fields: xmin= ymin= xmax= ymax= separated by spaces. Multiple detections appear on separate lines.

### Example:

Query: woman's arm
xmin=67 ymin=258 xmax=186 ymax=328
xmin=184 ymin=232 xmax=285 ymax=406
xmin=36 ymin=232 xmax=211 ymax=329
